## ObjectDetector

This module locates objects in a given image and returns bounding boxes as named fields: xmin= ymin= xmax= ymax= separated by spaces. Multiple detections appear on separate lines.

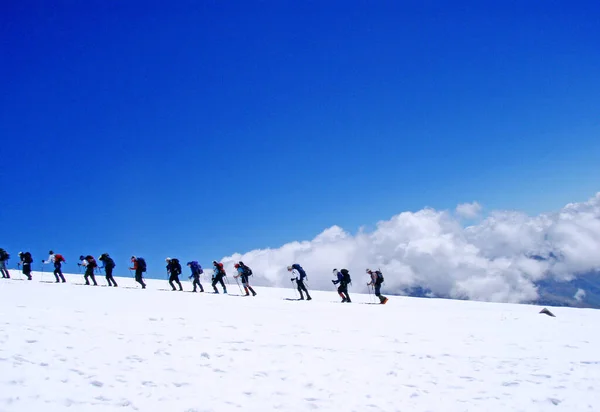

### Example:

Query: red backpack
xmin=85 ymin=255 xmax=97 ymax=268
xmin=55 ymin=254 xmax=65 ymax=263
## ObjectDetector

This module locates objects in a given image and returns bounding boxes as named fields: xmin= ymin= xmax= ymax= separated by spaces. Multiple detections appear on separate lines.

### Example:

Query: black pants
xmin=22 ymin=263 xmax=32 ymax=279
xmin=105 ymin=266 xmax=117 ymax=286
xmin=54 ymin=262 xmax=66 ymax=282
xmin=296 ymin=279 xmax=311 ymax=299
xmin=135 ymin=269 xmax=146 ymax=288
xmin=169 ymin=273 xmax=183 ymax=290
xmin=212 ymin=274 xmax=226 ymax=293
xmin=337 ymin=282 xmax=350 ymax=302
xmin=192 ymin=274 xmax=204 ymax=292
xmin=84 ymin=267 xmax=98 ymax=285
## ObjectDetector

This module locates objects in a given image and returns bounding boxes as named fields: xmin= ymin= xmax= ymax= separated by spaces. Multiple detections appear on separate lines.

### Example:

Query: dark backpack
xmin=137 ymin=257 xmax=147 ymax=272
xmin=0 ymin=249 xmax=9 ymax=261
xmin=85 ymin=255 xmax=97 ymax=268
xmin=172 ymin=259 xmax=182 ymax=275
xmin=376 ymin=271 xmax=384 ymax=284
xmin=241 ymin=264 xmax=252 ymax=276
xmin=23 ymin=252 xmax=33 ymax=264
xmin=55 ymin=254 xmax=65 ymax=263
xmin=341 ymin=269 xmax=351 ymax=284
xmin=105 ymin=256 xmax=115 ymax=269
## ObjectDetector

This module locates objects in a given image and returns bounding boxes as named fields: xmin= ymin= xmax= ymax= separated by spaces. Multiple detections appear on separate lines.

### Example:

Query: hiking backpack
xmin=137 ymin=257 xmax=147 ymax=272
xmin=376 ymin=271 xmax=384 ymax=284
xmin=23 ymin=252 xmax=33 ymax=264
xmin=241 ymin=263 xmax=252 ymax=276
xmin=85 ymin=255 xmax=97 ymax=268
xmin=55 ymin=254 xmax=65 ymax=263
xmin=0 ymin=248 xmax=9 ymax=261
xmin=293 ymin=264 xmax=306 ymax=279
xmin=341 ymin=269 xmax=351 ymax=284
xmin=172 ymin=258 xmax=182 ymax=275
xmin=105 ymin=256 xmax=115 ymax=269
xmin=190 ymin=261 xmax=203 ymax=274
xmin=215 ymin=262 xmax=225 ymax=276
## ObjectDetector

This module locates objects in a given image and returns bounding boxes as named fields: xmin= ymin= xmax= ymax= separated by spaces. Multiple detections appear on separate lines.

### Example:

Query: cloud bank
xmin=221 ymin=193 xmax=600 ymax=304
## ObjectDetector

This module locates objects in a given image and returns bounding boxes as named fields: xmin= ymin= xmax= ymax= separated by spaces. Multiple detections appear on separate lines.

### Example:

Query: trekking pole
xmin=367 ymin=282 xmax=372 ymax=302
xmin=291 ymin=279 xmax=299 ymax=299
xmin=235 ymin=277 xmax=243 ymax=294
xmin=40 ymin=263 xmax=44 ymax=281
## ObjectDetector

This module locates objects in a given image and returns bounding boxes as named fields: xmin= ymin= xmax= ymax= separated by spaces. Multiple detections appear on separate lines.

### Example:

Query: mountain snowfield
xmin=1 ymin=272 xmax=599 ymax=412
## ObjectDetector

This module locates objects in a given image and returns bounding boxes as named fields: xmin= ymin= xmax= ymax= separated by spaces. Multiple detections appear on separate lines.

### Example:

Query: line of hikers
xmin=0 ymin=248 xmax=387 ymax=303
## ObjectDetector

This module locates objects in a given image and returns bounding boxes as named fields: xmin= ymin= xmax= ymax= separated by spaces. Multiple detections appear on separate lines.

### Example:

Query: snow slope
xmin=0 ymin=272 xmax=599 ymax=412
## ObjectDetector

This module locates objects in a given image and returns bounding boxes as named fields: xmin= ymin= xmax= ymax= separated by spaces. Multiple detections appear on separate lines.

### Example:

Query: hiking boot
xmin=307 ymin=296 xmax=312 ymax=300
xmin=341 ymin=298 xmax=347 ymax=303
xmin=381 ymin=297 xmax=388 ymax=304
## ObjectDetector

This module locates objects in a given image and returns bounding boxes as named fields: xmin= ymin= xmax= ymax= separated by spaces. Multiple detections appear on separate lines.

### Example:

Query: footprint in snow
xmin=200 ymin=352 xmax=210 ymax=359
xmin=90 ymin=380 xmax=104 ymax=387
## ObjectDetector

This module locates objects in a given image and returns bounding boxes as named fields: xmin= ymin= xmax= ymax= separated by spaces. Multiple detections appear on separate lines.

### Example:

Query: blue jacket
xmin=292 ymin=264 xmax=306 ymax=280
xmin=332 ymin=271 xmax=343 ymax=285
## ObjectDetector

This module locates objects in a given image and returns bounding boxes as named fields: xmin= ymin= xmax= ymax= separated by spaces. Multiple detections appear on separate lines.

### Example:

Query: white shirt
xmin=43 ymin=254 xmax=56 ymax=264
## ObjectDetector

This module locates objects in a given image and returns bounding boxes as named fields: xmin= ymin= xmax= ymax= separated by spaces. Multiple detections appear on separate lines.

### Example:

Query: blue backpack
xmin=190 ymin=261 xmax=203 ymax=274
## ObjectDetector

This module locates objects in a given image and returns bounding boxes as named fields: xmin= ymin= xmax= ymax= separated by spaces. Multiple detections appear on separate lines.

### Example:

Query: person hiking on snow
xmin=130 ymin=256 xmax=147 ymax=289
xmin=79 ymin=255 xmax=98 ymax=286
xmin=332 ymin=268 xmax=351 ymax=303
xmin=187 ymin=261 xmax=204 ymax=292
xmin=18 ymin=251 xmax=33 ymax=280
xmin=287 ymin=264 xmax=312 ymax=300
xmin=43 ymin=250 xmax=66 ymax=283
xmin=166 ymin=257 xmax=183 ymax=291
xmin=367 ymin=269 xmax=388 ymax=304
xmin=234 ymin=262 xmax=256 ymax=296
xmin=0 ymin=248 xmax=11 ymax=279
xmin=211 ymin=261 xmax=227 ymax=294
xmin=98 ymin=253 xmax=118 ymax=287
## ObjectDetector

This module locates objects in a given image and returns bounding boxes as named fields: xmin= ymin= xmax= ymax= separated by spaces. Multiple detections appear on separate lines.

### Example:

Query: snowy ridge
xmin=0 ymin=272 xmax=599 ymax=411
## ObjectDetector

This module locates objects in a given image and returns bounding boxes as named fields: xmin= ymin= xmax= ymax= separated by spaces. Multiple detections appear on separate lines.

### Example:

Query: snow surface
xmin=1 ymin=271 xmax=599 ymax=412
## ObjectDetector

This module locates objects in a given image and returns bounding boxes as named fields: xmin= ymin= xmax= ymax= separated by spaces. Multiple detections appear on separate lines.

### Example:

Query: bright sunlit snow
xmin=1 ymin=272 xmax=599 ymax=411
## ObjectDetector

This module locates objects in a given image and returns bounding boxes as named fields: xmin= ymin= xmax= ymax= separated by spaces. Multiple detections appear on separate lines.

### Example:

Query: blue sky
xmin=1 ymin=1 xmax=599 ymax=279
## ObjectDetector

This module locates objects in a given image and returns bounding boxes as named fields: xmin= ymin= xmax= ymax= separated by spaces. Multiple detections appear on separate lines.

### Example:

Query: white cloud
xmin=456 ymin=202 xmax=482 ymax=219
xmin=221 ymin=193 xmax=600 ymax=304
xmin=574 ymin=289 xmax=586 ymax=302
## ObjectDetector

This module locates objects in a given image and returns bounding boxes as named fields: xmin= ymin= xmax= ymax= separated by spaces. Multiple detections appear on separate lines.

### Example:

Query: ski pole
xmin=40 ymin=263 xmax=44 ymax=281
xmin=291 ymin=278 xmax=299 ymax=299
xmin=234 ymin=277 xmax=243 ymax=294
xmin=367 ymin=283 xmax=372 ymax=303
